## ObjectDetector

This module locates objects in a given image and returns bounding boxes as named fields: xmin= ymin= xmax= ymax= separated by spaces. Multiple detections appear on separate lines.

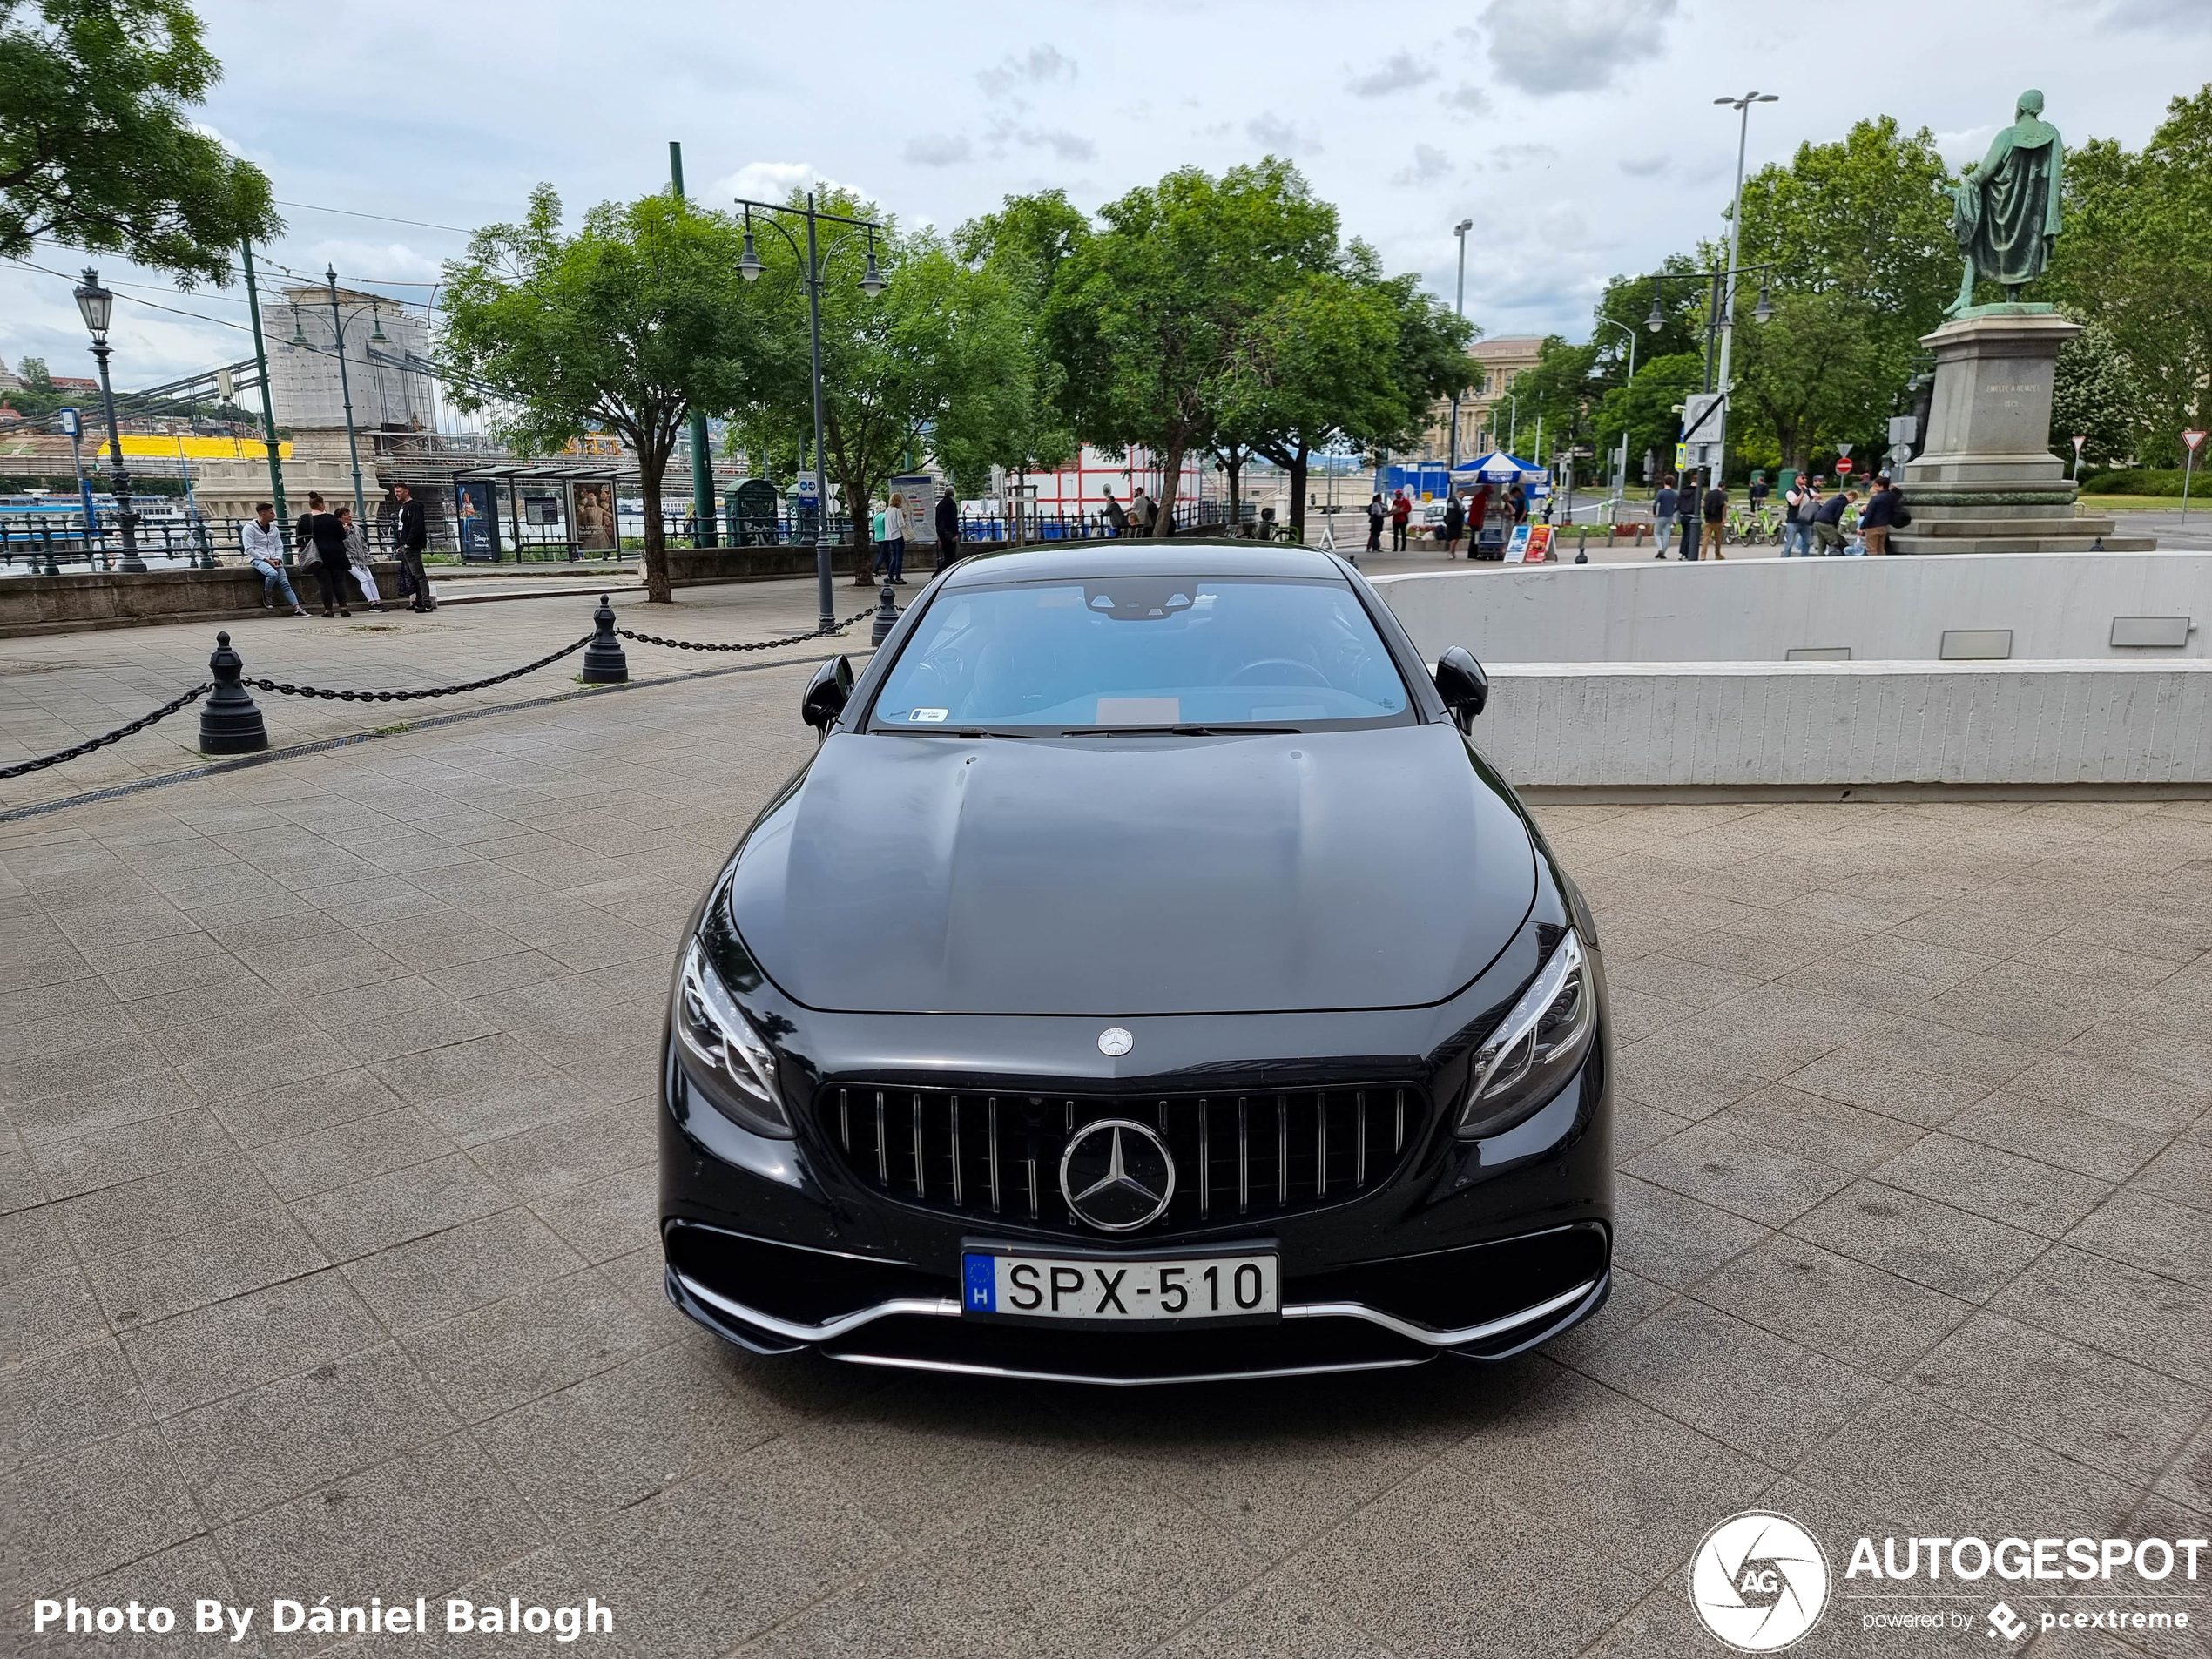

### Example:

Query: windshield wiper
xmin=1058 ymin=725 xmax=1303 ymax=737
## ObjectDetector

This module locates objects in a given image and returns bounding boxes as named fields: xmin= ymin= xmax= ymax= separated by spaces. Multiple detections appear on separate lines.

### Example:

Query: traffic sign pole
xmin=2183 ymin=429 xmax=2206 ymax=523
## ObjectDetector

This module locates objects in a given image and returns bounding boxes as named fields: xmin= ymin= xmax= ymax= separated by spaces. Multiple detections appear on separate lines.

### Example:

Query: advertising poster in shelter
xmin=570 ymin=481 xmax=617 ymax=553
xmin=454 ymin=481 xmax=500 ymax=561
xmin=890 ymin=474 xmax=936 ymax=545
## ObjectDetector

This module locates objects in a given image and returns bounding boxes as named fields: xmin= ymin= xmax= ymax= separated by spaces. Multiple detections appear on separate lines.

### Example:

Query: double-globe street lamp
xmin=1595 ymin=315 xmax=1637 ymax=501
xmin=734 ymin=192 xmax=887 ymax=631
xmin=71 ymin=269 xmax=145 ymax=572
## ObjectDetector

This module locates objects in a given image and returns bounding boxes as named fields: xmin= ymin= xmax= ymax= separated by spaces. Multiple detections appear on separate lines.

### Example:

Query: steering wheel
xmin=1227 ymin=658 xmax=1330 ymax=687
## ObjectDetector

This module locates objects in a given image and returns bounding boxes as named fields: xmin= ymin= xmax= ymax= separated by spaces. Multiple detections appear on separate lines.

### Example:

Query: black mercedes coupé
xmin=658 ymin=542 xmax=1612 ymax=1384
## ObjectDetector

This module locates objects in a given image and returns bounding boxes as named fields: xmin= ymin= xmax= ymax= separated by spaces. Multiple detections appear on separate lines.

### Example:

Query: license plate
xmin=961 ymin=1250 xmax=1278 ymax=1324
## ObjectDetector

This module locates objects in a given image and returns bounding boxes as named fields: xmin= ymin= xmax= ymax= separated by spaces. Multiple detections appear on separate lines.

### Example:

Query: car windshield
xmin=868 ymin=574 xmax=1413 ymax=732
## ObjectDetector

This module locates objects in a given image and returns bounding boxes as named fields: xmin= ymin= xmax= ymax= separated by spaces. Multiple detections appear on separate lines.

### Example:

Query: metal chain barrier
xmin=616 ymin=604 xmax=875 ymax=655
xmin=0 ymin=684 xmax=213 ymax=780
xmin=246 ymin=635 xmax=596 ymax=703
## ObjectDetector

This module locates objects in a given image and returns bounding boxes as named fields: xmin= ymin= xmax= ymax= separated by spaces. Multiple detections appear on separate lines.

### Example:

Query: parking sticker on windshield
xmin=909 ymin=709 xmax=949 ymax=722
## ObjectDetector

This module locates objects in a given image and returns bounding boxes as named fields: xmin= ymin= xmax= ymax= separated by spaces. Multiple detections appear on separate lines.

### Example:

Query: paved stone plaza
xmin=1 ymin=583 xmax=2208 ymax=1657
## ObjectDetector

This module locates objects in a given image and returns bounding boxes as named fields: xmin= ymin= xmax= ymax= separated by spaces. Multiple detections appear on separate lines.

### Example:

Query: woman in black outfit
xmin=302 ymin=506 xmax=352 ymax=617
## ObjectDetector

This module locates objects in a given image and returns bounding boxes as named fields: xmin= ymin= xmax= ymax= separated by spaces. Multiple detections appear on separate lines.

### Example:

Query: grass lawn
xmin=2080 ymin=495 xmax=2204 ymax=513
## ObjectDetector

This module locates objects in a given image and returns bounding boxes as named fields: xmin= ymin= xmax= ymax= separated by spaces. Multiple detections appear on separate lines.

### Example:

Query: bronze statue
xmin=1943 ymin=90 xmax=2064 ymax=316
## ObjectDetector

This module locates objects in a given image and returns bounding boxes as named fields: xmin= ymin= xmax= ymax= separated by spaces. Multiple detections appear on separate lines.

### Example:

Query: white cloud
xmin=978 ymin=44 xmax=1077 ymax=100
xmin=905 ymin=135 xmax=974 ymax=166
xmin=1618 ymin=153 xmax=1669 ymax=177
xmin=1440 ymin=85 xmax=1491 ymax=117
xmin=1468 ymin=0 xmax=1678 ymax=93
xmin=1246 ymin=112 xmax=1319 ymax=154
xmin=1490 ymin=144 xmax=1559 ymax=171
xmin=304 ymin=239 xmax=442 ymax=282
xmin=2104 ymin=0 xmax=2211 ymax=28
xmin=710 ymin=161 xmax=853 ymax=206
xmin=1393 ymin=145 xmax=1456 ymax=186
xmin=1347 ymin=51 xmax=1440 ymax=98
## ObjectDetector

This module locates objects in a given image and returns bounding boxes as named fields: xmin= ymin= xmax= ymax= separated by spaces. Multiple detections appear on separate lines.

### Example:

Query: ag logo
xmin=1689 ymin=1512 xmax=1830 ymax=1651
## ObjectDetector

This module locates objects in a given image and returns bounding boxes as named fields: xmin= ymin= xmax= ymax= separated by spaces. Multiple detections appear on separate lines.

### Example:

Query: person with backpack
xmin=1651 ymin=475 xmax=1679 ymax=559
xmin=1675 ymin=470 xmax=1703 ymax=560
xmin=294 ymin=492 xmax=352 ymax=617
xmin=1365 ymin=493 xmax=1386 ymax=553
xmin=1782 ymin=473 xmax=1819 ymax=558
xmin=1858 ymin=474 xmax=1902 ymax=556
xmin=1441 ymin=491 xmax=1465 ymax=556
xmin=1702 ymin=476 xmax=1730 ymax=561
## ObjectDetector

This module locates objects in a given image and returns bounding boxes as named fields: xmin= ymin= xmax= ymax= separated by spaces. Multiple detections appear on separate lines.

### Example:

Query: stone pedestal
xmin=1892 ymin=307 xmax=2154 ymax=555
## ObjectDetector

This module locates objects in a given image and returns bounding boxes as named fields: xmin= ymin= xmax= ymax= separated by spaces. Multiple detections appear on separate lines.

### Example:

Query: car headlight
xmin=1456 ymin=928 xmax=1595 ymax=1138
xmin=673 ymin=938 xmax=792 ymax=1136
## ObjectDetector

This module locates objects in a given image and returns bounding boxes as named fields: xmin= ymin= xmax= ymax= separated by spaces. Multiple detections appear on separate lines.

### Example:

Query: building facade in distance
xmin=1424 ymin=335 xmax=1546 ymax=460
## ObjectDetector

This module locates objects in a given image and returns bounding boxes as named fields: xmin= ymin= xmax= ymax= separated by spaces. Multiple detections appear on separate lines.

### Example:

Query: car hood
xmin=727 ymin=724 xmax=1534 ymax=1016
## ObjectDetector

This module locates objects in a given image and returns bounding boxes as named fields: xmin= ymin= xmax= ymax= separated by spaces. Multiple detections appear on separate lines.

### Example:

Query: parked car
xmin=659 ymin=541 xmax=1614 ymax=1383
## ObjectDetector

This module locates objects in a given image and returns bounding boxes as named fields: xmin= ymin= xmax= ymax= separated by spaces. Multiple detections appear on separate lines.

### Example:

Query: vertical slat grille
xmin=821 ymin=1082 xmax=1425 ymax=1237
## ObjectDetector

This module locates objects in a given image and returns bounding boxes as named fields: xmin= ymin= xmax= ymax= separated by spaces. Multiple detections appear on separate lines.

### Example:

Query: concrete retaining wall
xmin=0 ymin=563 xmax=407 ymax=639
xmin=1473 ymin=661 xmax=2212 ymax=788
xmin=1372 ymin=551 xmax=2210 ymax=664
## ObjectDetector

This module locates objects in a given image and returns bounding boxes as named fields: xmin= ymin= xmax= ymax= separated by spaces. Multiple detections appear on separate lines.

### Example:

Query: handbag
xmin=1892 ymin=504 xmax=1912 ymax=527
xmin=395 ymin=561 xmax=417 ymax=597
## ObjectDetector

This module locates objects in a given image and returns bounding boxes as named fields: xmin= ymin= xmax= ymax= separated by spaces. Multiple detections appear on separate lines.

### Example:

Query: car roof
xmin=938 ymin=540 xmax=1346 ymax=588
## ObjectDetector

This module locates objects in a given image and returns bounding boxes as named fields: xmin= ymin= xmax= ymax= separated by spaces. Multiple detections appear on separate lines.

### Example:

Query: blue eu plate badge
xmin=962 ymin=1253 xmax=996 ymax=1313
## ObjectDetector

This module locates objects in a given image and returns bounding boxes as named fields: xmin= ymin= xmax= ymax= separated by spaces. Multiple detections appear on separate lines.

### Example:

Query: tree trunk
xmin=844 ymin=468 xmax=874 ymax=585
xmin=1224 ymin=448 xmax=1243 ymax=535
xmin=1152 ymin=439 xmax=1185 ymax=536
xmin=639 ymin=446 xmax=673 ymax=604
xmin=1288 ymin=443 xmax=1309 ymax=541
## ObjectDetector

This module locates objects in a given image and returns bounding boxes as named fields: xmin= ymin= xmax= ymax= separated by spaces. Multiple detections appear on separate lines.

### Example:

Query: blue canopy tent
xmin=1449 ymin=452 xmax=1546 ymax=559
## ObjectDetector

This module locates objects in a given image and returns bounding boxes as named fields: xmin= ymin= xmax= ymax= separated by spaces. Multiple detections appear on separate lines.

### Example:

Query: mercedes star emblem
xmin=1059 ymin=1119 xmax=1176 ymax=1232
xmin=1097 ymin=1026 xmax=1134 ymax=1056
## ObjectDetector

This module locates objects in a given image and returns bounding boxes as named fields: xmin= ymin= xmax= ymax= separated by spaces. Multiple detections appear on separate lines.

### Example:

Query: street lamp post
xmin=736 ymin=191 xmax=887 ymax=631
xmin=325 ymin=266 xmax=368 ymax=525
xmin=1712 ymin=91 xmax=1778 ymax=475
xmin=1448 ymin=218 xmax=1473 ymax=472
xmin=72 ymin=268 xmax=145 ymax=571
xmin=1595 ymin=316 xmax=1637 ymax=500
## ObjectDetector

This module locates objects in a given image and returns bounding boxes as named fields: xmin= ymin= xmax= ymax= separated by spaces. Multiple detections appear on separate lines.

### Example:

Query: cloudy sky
xmin=3 ymin=0 xmax=2203 ymax=394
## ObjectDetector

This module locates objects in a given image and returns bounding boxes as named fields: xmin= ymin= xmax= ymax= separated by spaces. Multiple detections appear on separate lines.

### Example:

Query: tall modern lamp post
xmin=735 ymin=191 xmax=887 ymax=631
xmin=1711 ymin=91 xmax=1778 ymax=470
xmin=72 ymin=268 xmax=145 ymax=572
xmin=1448 ymin=217 xmax=1474 ymax=471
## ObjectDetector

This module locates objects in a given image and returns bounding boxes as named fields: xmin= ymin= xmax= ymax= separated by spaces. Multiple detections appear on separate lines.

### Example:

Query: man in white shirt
xmin=240 ymin=502 xmax=307 ymax=614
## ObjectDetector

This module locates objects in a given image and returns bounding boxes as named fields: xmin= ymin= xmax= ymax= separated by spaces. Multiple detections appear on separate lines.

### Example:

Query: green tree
xmin=1726 ymin=288 xmax=1899 ymax=474
xmin=2050 ymin=317 xmax=2141 ymax=470
xmin=730 ymin=188 xmax=1044 ymax=566
xmin=1 ymin=0 xmax=278 ymax=285
xmin=1047 ymin=158 xmax=1339 ymax=534
xmin=18 ymin=354 xmax=50 ymax=388
xmin=1596 ymin=353 xmax=1706 ymax=488
xmin=2048 ymin=86 xmax=2212 ymax=464
xmin=440 ymin=185 xmax=776 ymax=604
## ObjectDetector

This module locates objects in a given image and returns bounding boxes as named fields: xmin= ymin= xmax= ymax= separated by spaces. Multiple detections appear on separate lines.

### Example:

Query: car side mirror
xmin=1434 ymin=646 xmax=1487 ymax=729
xmin=801 ymin=655 xmax=853 ymax=736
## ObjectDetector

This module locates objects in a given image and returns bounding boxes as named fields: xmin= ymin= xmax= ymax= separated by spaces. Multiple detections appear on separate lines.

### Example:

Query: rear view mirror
xmin=1434 ymin=646 xmax=1488 ymax=729
xmin=801 ymin=656 xmax=853 ymax=736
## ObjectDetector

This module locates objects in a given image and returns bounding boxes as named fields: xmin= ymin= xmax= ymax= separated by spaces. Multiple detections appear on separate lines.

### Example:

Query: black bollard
xmin=199 ymin=631 xmax=270 ymax=753
xmin=581 ymin=594 xmax=629 ymax=683
xmin=869 ymin=579 xmax=900 ymax=648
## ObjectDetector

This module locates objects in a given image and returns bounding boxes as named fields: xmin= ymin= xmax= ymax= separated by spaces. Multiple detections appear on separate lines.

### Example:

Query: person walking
xmin=1365 ymin=493 xmax=1386 ymax=553
xmin=335 ymin=506 xmax=386 ymax=610
xmin=935 ymin=486 xmax=960 ymax=558
xmin=1858 ymin=474 xmax=1900 ymax=556
xmin=1812 ymin=486 xmax=1857 ymax=554
xmin=391 ymin=482 xmax=433 ymax=611
xmin=241 ymin=502 xmax=307 ymax=615
xmin=295 ymin=493 xmax=351 ymax=616
xmin=1103 ymin=489 xmax=1127 ymax=537
xmin=1651 ymin=475 xmax=1679 ymax=559
xmin=1676 ymin=471 xmax=1703 ymax=560
xmin=880 ymin=491 xmax=908 ymax=583
xmin=1389 ymin=489 xmax=1411 ymax=551
xmin=1441 ymin=491 xmax=1465 ymax=556
xmin=1702 ymin=475 xmax=1730 ymax=560
xmin=1781 ymin=473 xmax=1818 ymax=558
